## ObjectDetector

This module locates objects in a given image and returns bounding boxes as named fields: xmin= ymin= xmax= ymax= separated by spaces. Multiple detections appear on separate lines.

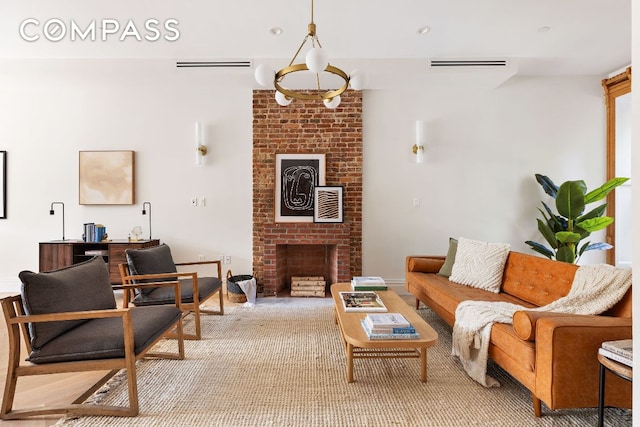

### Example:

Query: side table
xmin=597 ymin=353 xmax=632 ymax=427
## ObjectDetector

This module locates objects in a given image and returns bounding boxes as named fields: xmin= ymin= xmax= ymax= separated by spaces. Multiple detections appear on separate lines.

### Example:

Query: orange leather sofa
xmin=405 ymin=251 xmax=632 ymax=416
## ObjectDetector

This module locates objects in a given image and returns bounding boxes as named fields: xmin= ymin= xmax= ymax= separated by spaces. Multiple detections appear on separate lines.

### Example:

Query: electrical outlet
xmin=198 ymin=254 xmax=205 ymax=261
xmin=191 ymin=197 xmax=198 ymax=207
xmin=223 ymin=255 xmax=231 ymax=264
xmin=199 ymin=197 xmax=206 ymax=207
xmin=412 ymin=197 xmax=420 ymax=207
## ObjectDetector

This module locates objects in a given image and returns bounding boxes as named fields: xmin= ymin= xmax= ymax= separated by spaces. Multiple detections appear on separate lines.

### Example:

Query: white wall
xmin=363 ymin=75 xmax=608 ymax=283
xmin=0 ymin=60 xmax=609 ymax=293
xmin=631 ymin=0 xmax=639 ymax=419
xmin=0 ymin=59 xmax=254 ymax=291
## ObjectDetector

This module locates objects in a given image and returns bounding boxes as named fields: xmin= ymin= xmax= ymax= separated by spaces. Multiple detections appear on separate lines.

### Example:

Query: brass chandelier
xmin=254 ymin=0 xmax=366 ymax=109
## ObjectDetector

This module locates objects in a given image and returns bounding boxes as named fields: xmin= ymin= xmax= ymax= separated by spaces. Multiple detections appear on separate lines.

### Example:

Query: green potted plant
xmin=525 ymin=174 xmax=629 ymax=264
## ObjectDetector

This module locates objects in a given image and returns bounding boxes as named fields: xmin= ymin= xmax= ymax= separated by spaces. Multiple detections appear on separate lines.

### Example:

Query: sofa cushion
xmin=27 ymin=305 xmax=181 ymax=364
xmin=126 ymin=244 xmax=178 ymax=295
xmin=19 ymin=256 xmax=116 ymax=350
xmin=408 ymin=258 xmax=445 ymax=273
xmin=449 ymin=237 xmax=510 ymax=293
xmin=501 ymin=252 xmax=577 ymax=306
xmin=437 ymin=238 xmax=458 ymax=277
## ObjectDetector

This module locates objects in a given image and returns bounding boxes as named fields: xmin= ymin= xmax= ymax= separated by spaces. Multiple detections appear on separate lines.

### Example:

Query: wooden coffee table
xmin=330 ymin=283 xmax=438 ymax=383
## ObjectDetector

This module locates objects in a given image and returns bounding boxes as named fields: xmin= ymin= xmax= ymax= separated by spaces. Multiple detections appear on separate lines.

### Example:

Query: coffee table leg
xmin=347 ymin=343 xmax=354 ymax=383
xmin=420 ymin=348 xmax=427 ymax=382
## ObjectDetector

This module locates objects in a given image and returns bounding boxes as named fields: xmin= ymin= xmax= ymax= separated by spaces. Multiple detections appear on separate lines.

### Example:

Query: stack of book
xmin=599 ymin=339 xmax=632 ymax=367
xmin=83 ymin=223 xmax=107 ymax=242
xmin=360 ymin=313 xmax=419 ymax=340
xmin=351 ymin=276 xmax=387 ymax=291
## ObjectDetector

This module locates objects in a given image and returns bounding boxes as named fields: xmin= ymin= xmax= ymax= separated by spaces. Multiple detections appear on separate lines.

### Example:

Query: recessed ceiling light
xmin=537 ymin=26 xmax=551 ymax=33
xmin=269 ymin=27 xmax=283 ymax=36
xmin=417 ymin=26 xmax=431 ymax=35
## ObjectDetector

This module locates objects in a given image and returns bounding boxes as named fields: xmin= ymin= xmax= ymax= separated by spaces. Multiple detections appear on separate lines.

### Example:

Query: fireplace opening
xmin=276 ymin=244 xmax=338 ymax=294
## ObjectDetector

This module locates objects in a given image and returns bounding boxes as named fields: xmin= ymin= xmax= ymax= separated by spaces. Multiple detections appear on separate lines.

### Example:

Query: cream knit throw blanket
xmin=451 ymin=264 xmax=632 ymax=387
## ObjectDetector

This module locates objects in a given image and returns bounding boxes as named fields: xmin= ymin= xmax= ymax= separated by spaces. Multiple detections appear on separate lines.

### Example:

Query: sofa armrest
xmin=512 ymin=310 xmax=578 ymax=341
xmin=533 ymin=314 xmax=632 ymax=409
xmin=405 ymin=256 xmax=445 ymax=273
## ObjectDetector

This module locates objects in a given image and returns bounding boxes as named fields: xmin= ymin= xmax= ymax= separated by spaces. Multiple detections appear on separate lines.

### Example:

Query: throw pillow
xmin=449 ymin=237 xmax=510 ymax=293
xmin=437 ymin=238 xmax=458 ymax=277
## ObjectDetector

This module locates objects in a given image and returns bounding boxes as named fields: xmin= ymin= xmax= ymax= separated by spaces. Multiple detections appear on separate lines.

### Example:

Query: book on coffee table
xmin=360 ymin=319 xmax=419 ymax=340
xmin=601 ymin=339 xmax=632 ymax=360
xmin=599 ymin=347 xmax=632 ymax=367
xmin=339 ymin=291 xmax=387 ymax=312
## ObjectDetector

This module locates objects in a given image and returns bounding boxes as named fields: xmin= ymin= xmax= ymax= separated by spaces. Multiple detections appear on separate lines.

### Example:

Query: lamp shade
xmin=255 ymin=64 xmax=275 ymax=87
xmin=323 ymin=95 xmax=341 ymax=109
xmin=305 ymin=47 xmax=329 ymax=73
xmin=275 ymin=91 xmax=292 ymax=106
xmin=349 ymin=69 xmax=368 ymax=90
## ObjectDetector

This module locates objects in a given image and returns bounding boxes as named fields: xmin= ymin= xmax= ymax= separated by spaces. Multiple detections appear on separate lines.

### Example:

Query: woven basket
xmin=226 ymin=270 xmax=252 ymax=303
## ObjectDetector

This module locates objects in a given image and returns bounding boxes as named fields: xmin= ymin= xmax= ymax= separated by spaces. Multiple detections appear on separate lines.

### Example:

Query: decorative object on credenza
xmin=314 ymin=186 xmax=343 ymax=223
xmin=142 ymin=201 xmax=152 ymax=239
xmin=195 ymin=122 xmax=208 ymax=166
xmin=275 ymin=153 xmax=325 ymax=223
xmin=79 ymin=150 xmax=135 ymax=205
xmin=0 ymin=151 xmax=6 ymax=219
xmin=130 ymin=225 xmax=143 ymax=242
xmin=525 ymin=173 xmax=629 ymax=263
xmin=412 ymin=120 xmax=425 ymax=164
xmin=253 ymin=0 xmax=366 ymax=109
xmin=49 ymin=201 xmax=65 ymax=240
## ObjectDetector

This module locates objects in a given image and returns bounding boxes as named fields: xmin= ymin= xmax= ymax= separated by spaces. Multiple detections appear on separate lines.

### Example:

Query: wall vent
xmin=429 ymin=59 xmax=508 ymax=68
xmin=176 ymin=60 xmax=252 ymax=68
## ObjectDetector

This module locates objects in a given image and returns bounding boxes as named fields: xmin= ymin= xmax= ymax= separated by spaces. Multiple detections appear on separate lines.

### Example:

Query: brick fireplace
xmin=263 ymin=223 xmax=351 ymax=295
xmin=253 ymin=90 xmax=363 ymax=296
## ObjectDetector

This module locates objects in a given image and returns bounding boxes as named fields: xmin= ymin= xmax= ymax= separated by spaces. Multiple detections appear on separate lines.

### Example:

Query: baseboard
xmin=386 ymin=280 xmax=409 ymax=296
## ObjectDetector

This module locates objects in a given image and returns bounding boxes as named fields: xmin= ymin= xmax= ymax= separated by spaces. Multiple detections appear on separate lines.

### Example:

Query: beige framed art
xmin=79 ymin=151 xmax=135 ymax=205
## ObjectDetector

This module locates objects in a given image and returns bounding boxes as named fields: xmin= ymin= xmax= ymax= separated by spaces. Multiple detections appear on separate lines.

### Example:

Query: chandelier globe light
xmin=254 ymin=0 xmax=365 ymax=109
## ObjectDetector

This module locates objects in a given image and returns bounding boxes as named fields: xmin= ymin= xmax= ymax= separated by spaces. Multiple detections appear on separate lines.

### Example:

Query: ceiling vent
xmin=429 ymin=59 xmax=508 ymax=69
xmin=176 ymin=60 xmax=252 ymax=68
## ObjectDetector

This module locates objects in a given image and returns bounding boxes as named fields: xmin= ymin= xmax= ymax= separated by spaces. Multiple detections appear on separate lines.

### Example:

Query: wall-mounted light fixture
xmin=195 ymin=122 xmax=208 ymax=166
xmin=49 ymin=201 xmax=65 ymax=240
xmin=412 ymin=120 xmax=425 ymax=164
xmin=142 ymin=201 xmax=152 ymax=240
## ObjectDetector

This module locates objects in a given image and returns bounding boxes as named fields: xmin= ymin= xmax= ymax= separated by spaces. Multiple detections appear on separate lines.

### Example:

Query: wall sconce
xmin=412 ymin=119 xmax=425 ymax=164
xmin=142 ymin=201 xmax=152 ymax=240
xmin=49 ymin=201 xmax=65 ymax=240
xmin=195 ymin=122 xmax=208 ymax=166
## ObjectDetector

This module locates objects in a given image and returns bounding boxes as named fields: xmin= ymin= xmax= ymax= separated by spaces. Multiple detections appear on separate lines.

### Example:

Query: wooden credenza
xmin=39 ymin=239 xmax=160 ymax=284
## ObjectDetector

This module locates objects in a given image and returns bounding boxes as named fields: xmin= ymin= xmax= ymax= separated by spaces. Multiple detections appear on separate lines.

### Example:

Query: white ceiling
xmin=0 ymin=0 xmax=631 ymax=85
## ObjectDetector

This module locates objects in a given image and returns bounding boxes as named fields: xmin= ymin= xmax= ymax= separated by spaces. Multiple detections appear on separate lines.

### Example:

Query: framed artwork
xmin=79 ymin=151 xmax=135 ymax=205
xmin=275 ymin=153 xmax=325 ymax=222
xmin=314 ymin=186 xmax=344 ymax=223
xmin=0 ymin=151 xmax=6 ymax=219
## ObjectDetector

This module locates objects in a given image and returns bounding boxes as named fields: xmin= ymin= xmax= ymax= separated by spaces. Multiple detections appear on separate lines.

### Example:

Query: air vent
xmin=176 ymin=60 xmax=252 ymax=68
xmin=429 ymin=59 xmax=508 ymax=68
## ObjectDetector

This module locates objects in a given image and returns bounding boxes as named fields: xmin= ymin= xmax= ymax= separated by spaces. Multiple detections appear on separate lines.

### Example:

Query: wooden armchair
xmin=119 ymin=243 xmax=223 ymax=340
xmin=1 ymin=257 xmax=184 ymax=420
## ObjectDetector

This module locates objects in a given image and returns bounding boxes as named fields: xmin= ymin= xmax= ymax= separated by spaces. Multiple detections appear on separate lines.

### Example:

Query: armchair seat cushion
xmin=132 ymin=277 xmax=222 ymax=306
xmin=27 ymin=306 xmax=182 ymax=364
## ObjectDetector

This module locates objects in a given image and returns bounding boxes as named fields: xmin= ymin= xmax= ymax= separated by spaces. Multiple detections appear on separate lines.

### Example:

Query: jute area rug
xmin=56 ymin=299 xmax=632 ymax=427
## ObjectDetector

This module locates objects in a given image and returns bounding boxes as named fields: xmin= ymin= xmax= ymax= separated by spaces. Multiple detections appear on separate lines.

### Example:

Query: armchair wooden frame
xmin=1 ymin=280 xmax=185 ymax=420
xmin=119 ymin=260 xmax=224 ymax=340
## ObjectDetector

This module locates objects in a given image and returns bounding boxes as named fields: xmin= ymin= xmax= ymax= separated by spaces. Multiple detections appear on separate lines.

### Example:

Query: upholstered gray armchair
xmin=119 ymin=244 xmax=223 ymax=340
xmin=1 ymin=256 xmax=184 ymax=420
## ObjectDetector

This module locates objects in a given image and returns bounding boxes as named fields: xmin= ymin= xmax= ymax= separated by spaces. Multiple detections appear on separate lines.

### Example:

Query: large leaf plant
xmin=525 ymin=174 xmax=629 ymax=264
